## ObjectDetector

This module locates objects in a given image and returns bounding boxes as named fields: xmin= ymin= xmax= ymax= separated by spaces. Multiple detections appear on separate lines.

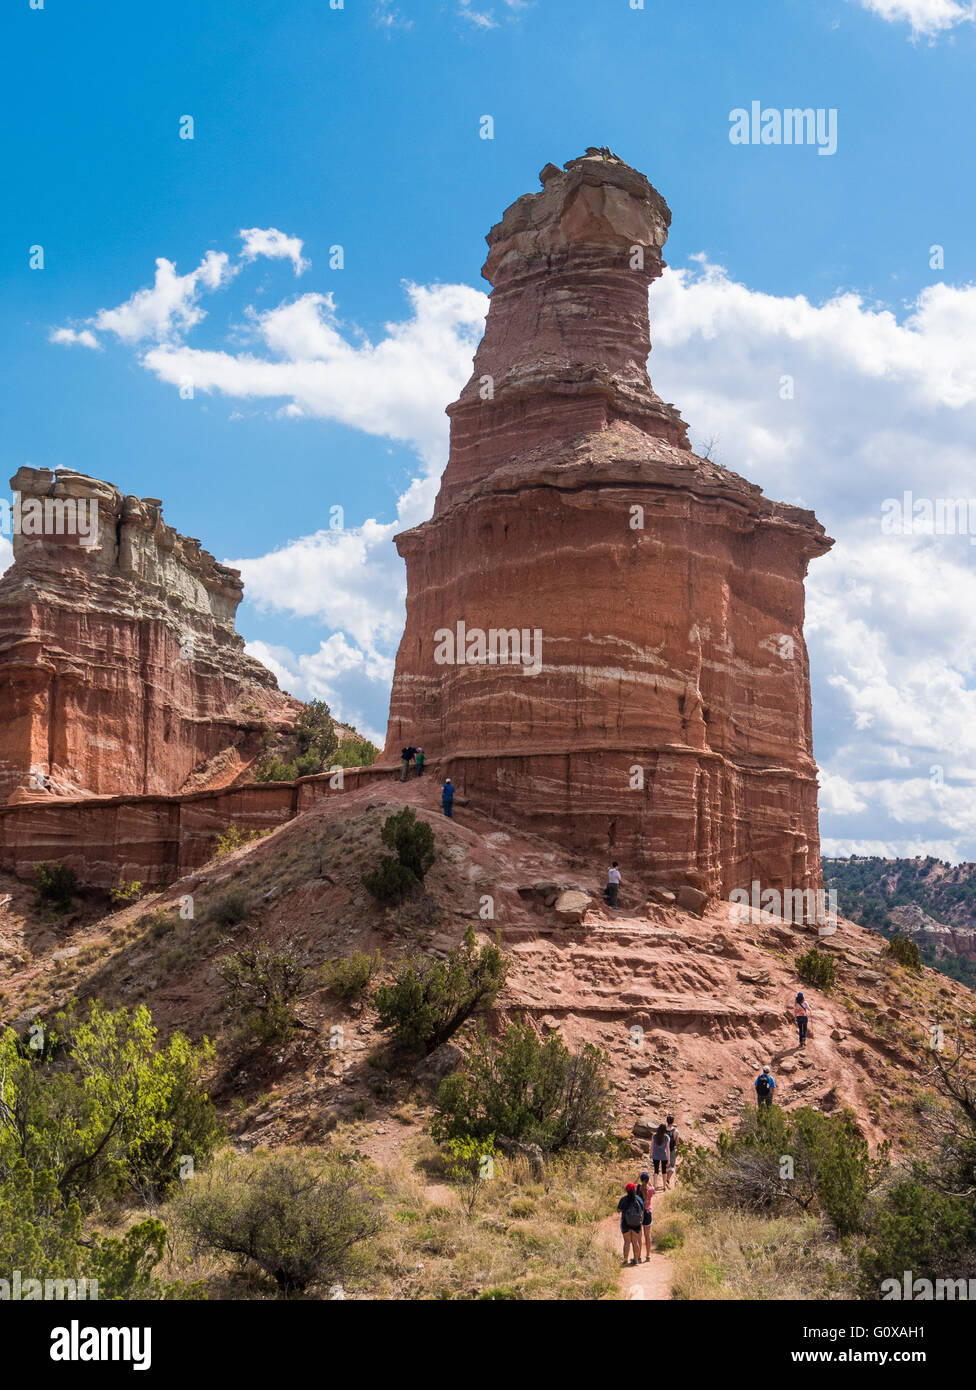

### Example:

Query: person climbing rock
xmin=637 ymin=1170 xmax=654 ymax=1261
xmin=605 ymin=861 xmax=622 ymax=908
xmin=665 ymin=1114 xmax=678 ymax=1188
xmin=441 ymin=778 xmax=454 ymax=818
xmin=415 ymin=747 xmax=425 ymax=777
xmin=650 ymin=1122 xmax=670 ymax=1188
xmin=794 ymin=991 xmax=809 ymax=1048
xmin=400 ymin=746 xmax=416 ymax=782
xmin=755 ymin=1065 xmax=775 ymax=1110
xmin=616 ymin=1181 xmax=644 ymax=1266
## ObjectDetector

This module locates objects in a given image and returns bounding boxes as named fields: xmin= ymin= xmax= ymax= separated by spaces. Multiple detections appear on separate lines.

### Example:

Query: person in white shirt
xmin=606 ymin=861 xmax=622 ymax=908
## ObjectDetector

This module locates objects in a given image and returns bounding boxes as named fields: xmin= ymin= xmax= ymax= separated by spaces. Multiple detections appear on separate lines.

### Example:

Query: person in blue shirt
xmin=755 ymin=1066 xmax=775 ymax=1110
xmin=441 ymin=778 xmax=454 ymax=818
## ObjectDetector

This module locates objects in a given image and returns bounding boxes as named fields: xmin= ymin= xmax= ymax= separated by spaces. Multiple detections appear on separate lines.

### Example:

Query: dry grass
xmin=112 ymin=1137 xmax=621 ymax=1301
xmin=655 ymin=1190 xmax=859 ymax=1300
xmin=364 ymin=1139 xmax=619 ymax=1300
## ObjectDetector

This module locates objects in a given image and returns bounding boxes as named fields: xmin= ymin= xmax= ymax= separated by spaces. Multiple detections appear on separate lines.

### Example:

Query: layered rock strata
xmin=383 ymin=150 xmax=833 ymax=900
xmin=0 ymin=468 xmax=298 ymax=803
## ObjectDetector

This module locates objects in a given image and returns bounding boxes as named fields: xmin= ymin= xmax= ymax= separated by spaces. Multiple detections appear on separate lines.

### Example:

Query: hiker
xmin=415 ymin=747 xmax=425 ymax=777
xmin=650 ymin=1122 xmax=670 ymax=1188
xmin=616 ymin=1181 xmax=644 ymax=1266
xmin=794 ymin=991 xmax=809 ymax=1048
xmin=665 ymin=1114 xmax=678 ymax=1189
xmin=605 ymin=861 xmax=622 ymax=908
xmin=441 ymin=778 xmax=454 ymax=818
xmin=755 ymin=1065 xmax=775 ymax=1110
xmin=400 ymin=746 xmax=416 ymax=782
xmin=637 ymin=1170 xmax=654 ymax=1261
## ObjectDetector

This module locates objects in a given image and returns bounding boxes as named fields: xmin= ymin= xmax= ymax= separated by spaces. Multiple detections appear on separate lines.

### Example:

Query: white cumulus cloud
xmin=238 ymin=227 xmax=309 ymax=275
xmin=857 ymin=0 xmax=975 ymax=38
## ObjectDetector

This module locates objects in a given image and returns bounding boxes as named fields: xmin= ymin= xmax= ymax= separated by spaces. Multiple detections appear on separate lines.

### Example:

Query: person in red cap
xmin=616 ymin=1181 xmax=644 ymax=1265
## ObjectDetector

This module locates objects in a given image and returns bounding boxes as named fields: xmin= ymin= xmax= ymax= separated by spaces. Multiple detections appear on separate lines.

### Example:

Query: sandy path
xmin=598 ymin=1188 xmax=674 ymax=1300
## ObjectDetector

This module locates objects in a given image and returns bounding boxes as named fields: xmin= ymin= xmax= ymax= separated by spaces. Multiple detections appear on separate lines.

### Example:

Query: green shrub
xmin=320 ymin=949 xmax=382 ymax=1001
xmin=859 ymin=1182 xmax=976 ymax=1292
xmin=686 ymin=1104 xmax=886 ymax=1236
xmin=857 ymin=1026 xmax=976 ymax=1290
xmin=655 ymin=1228 xmax=684 ymax=1251
xmin=33 ymin=861 xmax=78 ymax=911
xmin=882 ymin=932 xmax=922 ymax=972
xmin=0 ymin=1002 xmax=220 ymax=1205
xmin=444 ymin=1134 xmax=496 ymax=1217
xmin=373 ymin=927 xmax=507 ymax=1053
xmin=207 ymin=889 xmax=251 ymax=927
xmin=0 ymin=1162 xmax=182 ymax=1299
xmin=795 ymin=947 xmax=836 ymax=991
xmin=254 ymin=700 xmax=339 ymax=782
xmin=362 ymin=807 xmax=436 ymax=904
xmin=293 ymin=700 xmax=339 ymax=761
xmin=332 ymin=738 xmax=379 ymax=768
xmin=362 ymin=857 xmax=418 ymax=905
xmin=254 ymin=752 xmax=323 ymax=782
xmin=110 ymin=878 xmax=144 ymax=906
xmin=212 ymin=826 xmax=266 ymax=859
xmin=431 ymin=1018 xmax=615 ymax=1153
xmin=216 ymin=944 xmax=306 ymax=1042
xmin=380 ymin=806 xmax=435 ymax=879
xmin=178 ymin=1150 xmax=381 ymax=1295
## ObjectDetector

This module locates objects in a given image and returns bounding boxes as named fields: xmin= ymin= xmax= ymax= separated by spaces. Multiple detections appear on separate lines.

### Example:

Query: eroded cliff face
xmin=0 ymin=467 xmax=299 ymax=803
xmin=384 ymin=150 xmax=833 ymax=900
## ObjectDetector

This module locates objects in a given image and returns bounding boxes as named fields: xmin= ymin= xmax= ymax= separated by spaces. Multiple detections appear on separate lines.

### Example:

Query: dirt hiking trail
xmin=599 ymin=1186 xmax=674 ymax=1300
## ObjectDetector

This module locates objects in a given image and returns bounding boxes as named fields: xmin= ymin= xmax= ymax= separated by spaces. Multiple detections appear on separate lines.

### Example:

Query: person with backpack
xmin=637 ymin=1170 xmax=654 ymax=1261
xmin=665 ymin=1114 xmax=678 ymax=1189
xmin=650 ymin=1122 xmax=670 ymax=1188
xmin=605 ymin=861 xmax=622 ymax=908
xmin=616 ymin=1181 xmax=644 ymax=1265
xmin=441 ymin=778 xmax=454 ymax=818
xmin=415 ymin=747 xmax=425 ymax=777
xmin=793 ymin=991 xmax=809 ymax=1048
xmin=755 ymin=1066 xmax=775 ymax=1110
xmin=400 ymin=746 xmax=416 ymax=782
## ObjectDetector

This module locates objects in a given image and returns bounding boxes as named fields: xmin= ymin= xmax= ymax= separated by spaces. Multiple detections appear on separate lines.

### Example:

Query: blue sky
xmin=4 ymin=0 xmax=976 ymax=857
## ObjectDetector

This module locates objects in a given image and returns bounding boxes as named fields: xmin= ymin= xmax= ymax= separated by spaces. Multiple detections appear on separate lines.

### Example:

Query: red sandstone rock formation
xmin=384 ymin=150 xmax=833 ymax=901
xmin=0 ymin=467 xmax=299 ymax=804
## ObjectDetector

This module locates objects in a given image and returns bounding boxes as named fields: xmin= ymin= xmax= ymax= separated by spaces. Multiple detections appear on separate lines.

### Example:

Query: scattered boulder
xmin=647 ymin=887 xmax=677 ymax=906
xmin=737 ymin=967 xmax=770 ymax=986
xmin=413 ymin=1041 xmax=463 ymax=1088
xmin=553 ymin=889 xmax=591 ymax=924
xmin=495 ymin=1135 xmax=545 ymax=1180
xmin=677 ymin=885 xmax=708 ymax=917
